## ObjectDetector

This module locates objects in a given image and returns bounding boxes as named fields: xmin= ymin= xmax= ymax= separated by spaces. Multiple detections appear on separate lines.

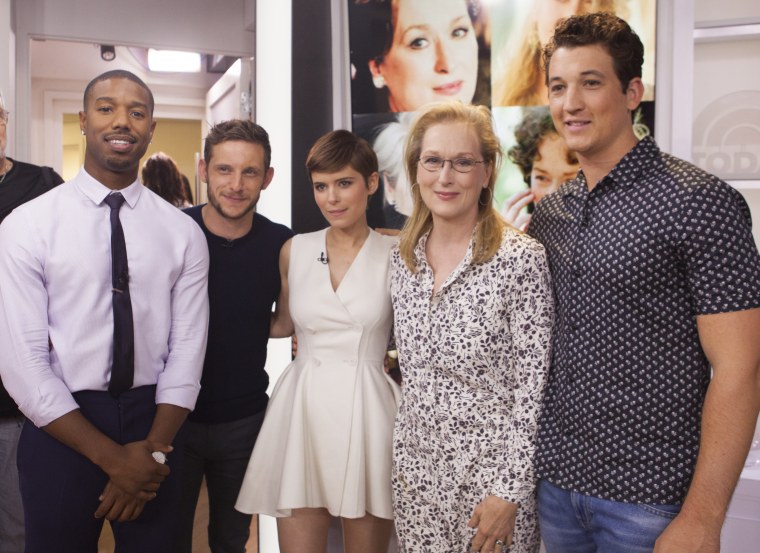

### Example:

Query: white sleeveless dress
xmin=235 ymin=228 xmax=400 ymax=519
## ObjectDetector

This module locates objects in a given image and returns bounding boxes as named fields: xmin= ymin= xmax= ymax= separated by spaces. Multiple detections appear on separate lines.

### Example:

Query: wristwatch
xmin=152 ymin=451 xmax=167 ymax=464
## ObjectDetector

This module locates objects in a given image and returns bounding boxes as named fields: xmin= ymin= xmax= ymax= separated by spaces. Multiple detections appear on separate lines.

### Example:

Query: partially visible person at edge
xmin=174 ymin=120 xmax=292 ymax=553
xmin=529 ymin=13 xmax=760 ymax=553
xmin=180 ymin=173 xmax=194 ymax=206
xmin=235 ymin=130 xmax=400 ymax=553
xmin=0 ymin=70 xmax=210 ymax=552
xmin=0 ymin=90 xmax=63 ymax=553
xmin=390 ymin=101 xmax=554 ymax=552
xmin=141 ymin=151 xmax=192 ymax=208
xmin=502 ymin=107 xmax=579 ymax=231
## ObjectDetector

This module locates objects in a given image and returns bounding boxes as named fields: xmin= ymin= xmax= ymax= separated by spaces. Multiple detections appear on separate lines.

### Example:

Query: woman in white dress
xmin=235 ymin=130 xmax=400 ymax=553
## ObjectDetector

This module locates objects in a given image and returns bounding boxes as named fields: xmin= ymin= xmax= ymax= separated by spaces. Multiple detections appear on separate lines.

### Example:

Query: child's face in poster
xmin=530 ymin=132 xmax=579 ymax=203
xmin=370 ymin=0 xmax=478 ymax=113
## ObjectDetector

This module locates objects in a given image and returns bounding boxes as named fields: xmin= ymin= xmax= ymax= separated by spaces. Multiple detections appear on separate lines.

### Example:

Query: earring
xmin=478 ymin=187 xmax=493 ymax=207
xmin=81 ymin=130 xmax=85 ymax=136
xmin=372 ymin=75 xmax=386 ymax=89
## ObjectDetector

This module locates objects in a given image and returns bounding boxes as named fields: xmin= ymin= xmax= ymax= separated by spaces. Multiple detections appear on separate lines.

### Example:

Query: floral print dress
xmin=390 ymin=227 xmax=554 ymax=552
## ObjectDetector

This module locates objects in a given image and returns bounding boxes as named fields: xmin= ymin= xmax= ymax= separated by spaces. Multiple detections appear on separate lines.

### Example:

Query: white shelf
xmin=694 ymin=21 xmax=760 ymax=42
xmin=728 ymin=180 xmax=760 ymax=191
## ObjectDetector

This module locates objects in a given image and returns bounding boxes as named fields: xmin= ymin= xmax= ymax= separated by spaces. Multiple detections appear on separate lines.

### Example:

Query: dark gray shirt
xmin=529 ymin=136 xmax=760 ymax=503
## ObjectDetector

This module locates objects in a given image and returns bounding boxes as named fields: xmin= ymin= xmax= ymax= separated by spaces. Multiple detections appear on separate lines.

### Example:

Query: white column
xmin=654 ymin=0 xmax=695 ymax=160
xmin=255 ymin=0 xmax=292 ymax=550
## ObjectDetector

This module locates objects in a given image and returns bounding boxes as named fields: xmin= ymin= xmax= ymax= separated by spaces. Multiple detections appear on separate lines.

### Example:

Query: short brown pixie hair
xmin=305 ymin=130 xmax=378 ymax=184
xmin=543 ymin=12 xmax=644 ymax=93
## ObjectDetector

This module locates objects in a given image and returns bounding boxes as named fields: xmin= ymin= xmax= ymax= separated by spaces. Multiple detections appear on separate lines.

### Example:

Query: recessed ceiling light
xmin=147 ymin=49 xmax=201 ymax=73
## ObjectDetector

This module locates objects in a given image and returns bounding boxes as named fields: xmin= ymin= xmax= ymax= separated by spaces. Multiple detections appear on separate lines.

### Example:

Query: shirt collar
xmin=561 ymin=136 xmax=661 ymax=197
xmin=412 ymin=225 xmax=477 ymax=292
xmin=74 ymin=167 xmax=143 ymax=208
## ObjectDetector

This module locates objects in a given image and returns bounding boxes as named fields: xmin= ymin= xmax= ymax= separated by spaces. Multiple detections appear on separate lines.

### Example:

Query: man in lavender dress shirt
xmin=0 ymin=70 xmax=209 ymax=552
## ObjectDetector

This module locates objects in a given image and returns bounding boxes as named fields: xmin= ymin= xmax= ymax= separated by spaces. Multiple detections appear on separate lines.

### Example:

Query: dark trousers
xmin=174 ymin=411 xmax=265 ymax=553
xmin=17 ymin=385 xmax=185 ymax=553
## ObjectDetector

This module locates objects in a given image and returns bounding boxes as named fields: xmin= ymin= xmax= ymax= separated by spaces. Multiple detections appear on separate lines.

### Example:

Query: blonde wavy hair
xmin=399 ymin=101 xmax=505 ymax=272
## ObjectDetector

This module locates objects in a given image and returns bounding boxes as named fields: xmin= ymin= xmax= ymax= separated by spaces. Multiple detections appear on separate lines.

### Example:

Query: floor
xmin=97 ymin=478 xmax=259 ymax=552
xmin=96 ymin=483 xmax=394 ymax=552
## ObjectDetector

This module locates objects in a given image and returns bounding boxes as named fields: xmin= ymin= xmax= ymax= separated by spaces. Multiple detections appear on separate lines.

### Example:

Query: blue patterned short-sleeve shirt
xmin=529 ymin=136 xmax=760 ymax=504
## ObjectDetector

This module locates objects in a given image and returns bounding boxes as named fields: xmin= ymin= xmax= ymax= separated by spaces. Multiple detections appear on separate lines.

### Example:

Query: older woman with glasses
xmin=389 ymin=101 xmax=554 ymax=552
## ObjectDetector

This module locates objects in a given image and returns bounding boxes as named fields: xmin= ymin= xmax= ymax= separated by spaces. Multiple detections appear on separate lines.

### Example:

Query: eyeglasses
xmin=418 ymin=156 xmax=485 ymax=174
xmin=0 ymin=110 xmax=8 ymax=125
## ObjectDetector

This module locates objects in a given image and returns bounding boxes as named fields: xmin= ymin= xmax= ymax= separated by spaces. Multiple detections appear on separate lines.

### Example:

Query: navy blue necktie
xmin=104 ymin=193 xmax=134 ymax=397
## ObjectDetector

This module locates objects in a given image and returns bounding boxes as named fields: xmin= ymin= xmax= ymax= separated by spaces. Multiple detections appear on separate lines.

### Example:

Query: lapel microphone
xmin=317 ymin=252 xmax=329 ymax=264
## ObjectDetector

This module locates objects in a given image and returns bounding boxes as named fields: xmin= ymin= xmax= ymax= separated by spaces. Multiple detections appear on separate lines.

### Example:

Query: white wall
xmin=254 ymin=0 xmax=293 ymax=549
xmin=696 ymin=0 xmax=760 ymax=22
xmin=11 ymin=0 xmax=255 ymax=162
xmin=16 ymin=0 xmax=253 ymax=54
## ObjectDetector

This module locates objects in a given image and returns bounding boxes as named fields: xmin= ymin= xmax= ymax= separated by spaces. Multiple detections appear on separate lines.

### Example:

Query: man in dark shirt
xmin=529 ymin=13 xmax=760 ymax=553
xmin=0 ymin=94 xmax=63 ymax=553
xmin=177 ymin=120 xmax=292 ymax=553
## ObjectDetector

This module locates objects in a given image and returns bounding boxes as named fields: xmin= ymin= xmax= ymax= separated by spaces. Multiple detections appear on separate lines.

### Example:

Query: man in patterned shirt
xmin=529 ymin=12 xmax=760 ymax=553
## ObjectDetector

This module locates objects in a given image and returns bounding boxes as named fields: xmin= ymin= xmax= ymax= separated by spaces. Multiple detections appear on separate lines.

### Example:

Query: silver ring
xmin=495 ymin=539 xmax=505 ymax=546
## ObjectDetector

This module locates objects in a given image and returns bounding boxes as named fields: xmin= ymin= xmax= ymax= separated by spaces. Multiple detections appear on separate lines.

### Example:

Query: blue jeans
xmin=538 ymin=479 xmax=681 ymax=553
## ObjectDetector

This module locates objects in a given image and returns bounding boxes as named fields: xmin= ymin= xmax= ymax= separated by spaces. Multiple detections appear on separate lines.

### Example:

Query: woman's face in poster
xmin=530 ymin=132 xmax=578 ymax=203
xmin=370 ymin=0 xmax=478 ymax=113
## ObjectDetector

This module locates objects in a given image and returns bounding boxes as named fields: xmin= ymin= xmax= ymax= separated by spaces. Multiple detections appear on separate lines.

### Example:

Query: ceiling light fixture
xmin=100 ymin=45 xmax=116 ymax=62
xmin=147 ymin=49 xmax=202 ymax=73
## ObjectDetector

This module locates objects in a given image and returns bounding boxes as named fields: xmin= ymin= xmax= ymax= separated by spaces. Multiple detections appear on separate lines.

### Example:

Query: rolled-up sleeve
xmin=0 ymin=210 xmax=79 ymax=427
xmin=154 ymin=223 xmax=209 ymax=410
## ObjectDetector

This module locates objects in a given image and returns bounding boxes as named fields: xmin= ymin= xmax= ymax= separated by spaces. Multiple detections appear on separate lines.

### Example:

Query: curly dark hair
xmin=507 ymin=108 xmax=557 ymax=184
xmin=543 ymin=12 xmax=644 ymax=93
xmin=141 ymin=152 xmax=187 ymax=207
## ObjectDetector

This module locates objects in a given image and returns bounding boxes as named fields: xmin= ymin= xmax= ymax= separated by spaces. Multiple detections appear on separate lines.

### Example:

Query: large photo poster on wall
xmin=348 ymin=0 xmax=657 ymax=230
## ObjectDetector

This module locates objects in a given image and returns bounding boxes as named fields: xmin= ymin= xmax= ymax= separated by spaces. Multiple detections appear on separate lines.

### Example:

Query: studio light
xmin=147 ymin=49 xmax=201 ymax=73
